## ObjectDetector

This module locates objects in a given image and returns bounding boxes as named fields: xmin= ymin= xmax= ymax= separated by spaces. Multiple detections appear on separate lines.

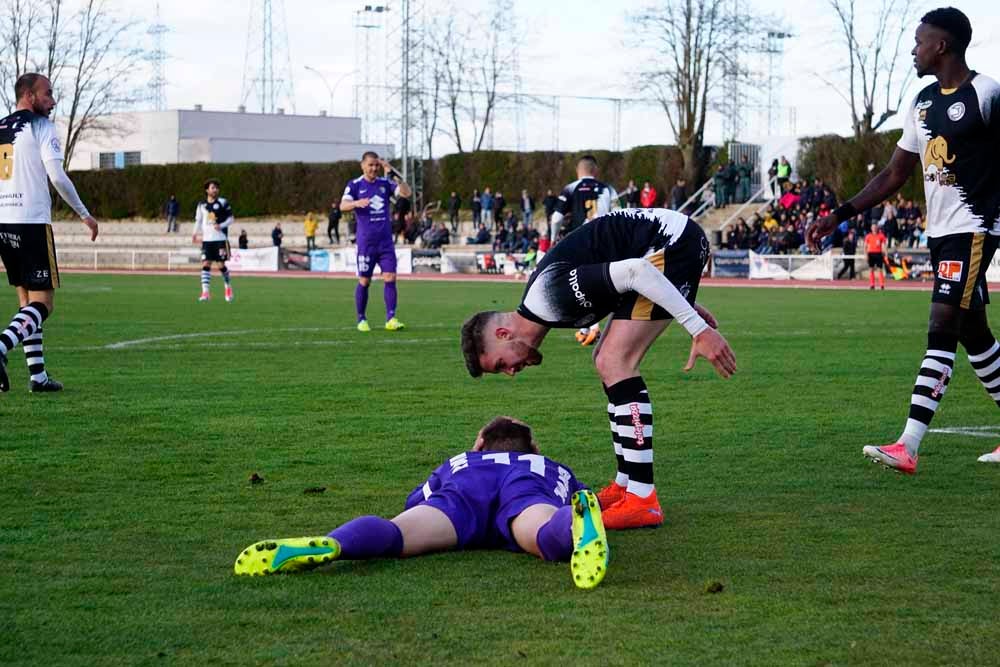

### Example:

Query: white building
xmin=65 ymin=108 xmax=394 ymax=171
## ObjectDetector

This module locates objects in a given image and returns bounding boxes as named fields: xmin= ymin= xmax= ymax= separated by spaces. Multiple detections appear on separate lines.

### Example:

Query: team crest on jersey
xmin=947 ymin=102 xmax=966 ymax=122
xmin=937 ymin=260 xmax=963 ymax=282
xmin=50 ymin=136 xmax=61 ymax=152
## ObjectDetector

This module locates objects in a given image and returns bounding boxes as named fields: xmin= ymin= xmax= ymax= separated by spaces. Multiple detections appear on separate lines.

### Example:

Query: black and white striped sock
xmin=898 ymin=332 xmax=957 ymax=456
xmin=965 ymin=336 xmax=1000 ymax=407
xmin=200 ymin=269 xmax=211 ymax=292
xmin=0 ymin=302 xmax=48 ymax=358
xmin=603 ymin=385 xmax=629 ymax=487
xmin=606 ymin=376 xmax=654 ymax=498
xmin=23 ymin=326 xmax=47 ymax=383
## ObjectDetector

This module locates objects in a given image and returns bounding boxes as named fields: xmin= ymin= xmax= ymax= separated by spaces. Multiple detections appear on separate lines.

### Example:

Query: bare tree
xmin=0 ymin=0 xmax=145 ymax=166
xmin=824 ymin=0 xmax=918 ymax=139
xmin=630 ymin=0 xmax=757 ymax=187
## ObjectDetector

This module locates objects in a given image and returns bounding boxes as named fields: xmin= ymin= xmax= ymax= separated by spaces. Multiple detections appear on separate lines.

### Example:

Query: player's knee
xmin=358 ymin=277 xmax=370 ymax=287
xmin=594 ymin=349 xmax=630 ymax=383
xmin=928 ymin=303 xmax=961 ymax=337
xmin=383 ymin=273 xmax=396 ymax=283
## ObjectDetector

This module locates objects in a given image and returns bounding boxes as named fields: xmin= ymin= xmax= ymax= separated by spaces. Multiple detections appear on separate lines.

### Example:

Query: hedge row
xmin=797 ymin=130 xmax=925 ymax=204
xmin=57 ymin=146 xmax=689 ymax=220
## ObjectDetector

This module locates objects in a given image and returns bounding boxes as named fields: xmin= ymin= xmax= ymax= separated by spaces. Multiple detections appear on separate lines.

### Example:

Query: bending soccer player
xmin=234 ymin=416 xmax=609 ymax=589
xmin=0 ymin=73 xmax=99 ymax=393
xmin=192 ymin=179 xmax=235 ymax=303
xmin=808 ymin=7 xmax=1000 ymax=471
xmin=460 ymin=209 xmax=737 ymax=530
xmin=340 ymin=152 xmax=412 ymax=332
xmin=549 ymin=154 xmax=620 ymax=346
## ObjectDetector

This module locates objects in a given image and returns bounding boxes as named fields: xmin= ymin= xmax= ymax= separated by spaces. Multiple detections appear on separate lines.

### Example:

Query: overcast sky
xmin=125 ymin=0 xmax=1000 ymax=153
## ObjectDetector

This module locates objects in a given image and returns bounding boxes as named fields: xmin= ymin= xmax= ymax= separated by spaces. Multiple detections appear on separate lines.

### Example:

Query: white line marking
xmin=929 ymin=426 xmax=1000 ymax=439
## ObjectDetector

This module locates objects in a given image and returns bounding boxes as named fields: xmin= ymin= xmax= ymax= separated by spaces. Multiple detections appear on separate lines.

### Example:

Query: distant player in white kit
xmin=192 ymin=179 xmax=235 ymax=303
xmin=0 ymin=73 xmax=99 ymax=393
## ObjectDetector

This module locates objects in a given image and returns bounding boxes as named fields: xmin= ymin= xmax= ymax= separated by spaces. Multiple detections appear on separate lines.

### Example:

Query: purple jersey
xmin=343 ymin=176 xmax=397 ymax=245
xmin=404 ymin=451 xmax=586 ymax=551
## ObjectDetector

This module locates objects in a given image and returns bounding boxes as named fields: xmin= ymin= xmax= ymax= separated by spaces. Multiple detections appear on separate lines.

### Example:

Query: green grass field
xmin=3 ymin=273 xmax=999 ymax=666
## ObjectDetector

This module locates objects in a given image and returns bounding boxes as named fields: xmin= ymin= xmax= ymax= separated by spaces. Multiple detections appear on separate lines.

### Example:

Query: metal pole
xmin=401 ymin=0 xmax=410 ymax=183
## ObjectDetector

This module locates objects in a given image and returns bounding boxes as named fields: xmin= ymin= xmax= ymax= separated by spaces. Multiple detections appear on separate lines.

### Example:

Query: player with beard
xmin=0 ymin=73 xmax=99 ymax=393
xmin=460 ymin=209 xmax=736 ymax=529
xmin=809 ymin=7 xmax=1000 ymax=471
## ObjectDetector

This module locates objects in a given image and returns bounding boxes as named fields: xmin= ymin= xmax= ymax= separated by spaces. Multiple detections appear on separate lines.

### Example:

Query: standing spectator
xmin=271 ymin=223 xmax=283 ymax=247
xmin=776 ymin=156 xmax=791 ymax=191
xmin=520 ymin=189 xmax=534 ymax=225
xmin=622 ymin=180 xmax=638 ymax=209
xmin=494 ymin=191 xmax=507 ymax=228
xmin=627 ymin=181 xmax=641 ymax=208
xmin=725 ymin=160 xmax=738 ymax=206
xmin=481 ymin=187 xmax=494 ymax=227
xmin=837 ymin=228 xmax=857 ymax=280
xmin=447 ymin=191 xmax=461 ymax=233
xmin=165 ymin=194 xmax=180 ymax=233
xmin=471 ymin=189 xmax=482 ymax=225
xmin=670 ymin=178 xmax=686 ymax=211
xmin=328 ymin=201 xmax=342 ymax=244
xmin=737 ymin=156 xmax=753 ymax=203
xmin=713 ymin=165 xmax=727 ymax=208
xmin=542 ymin=189 xmax=558 ymax=221
xmin=639 ymin=181 xmax=657 ymax=208
xmin=238 ymin=229 xmax=249 ymax=250
xmin=767 ymin=158 xmax=779 ymax=199
xmin=304 ymin=211 xmax=318 ymax=251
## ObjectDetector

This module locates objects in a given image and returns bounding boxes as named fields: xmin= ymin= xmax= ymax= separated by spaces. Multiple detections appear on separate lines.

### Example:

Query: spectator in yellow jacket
xmin=304 ymin=212 xmax=319 ymax=250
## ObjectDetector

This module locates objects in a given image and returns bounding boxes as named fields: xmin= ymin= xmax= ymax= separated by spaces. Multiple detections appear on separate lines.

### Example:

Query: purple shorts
xmin=420 ymin=469 xmax=566 ymax=552
xmin=356 ymin=239 xmax=397 ymax=278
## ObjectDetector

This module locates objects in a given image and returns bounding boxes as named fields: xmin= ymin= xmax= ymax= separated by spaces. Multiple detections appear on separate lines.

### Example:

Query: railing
xmin=677 ymin=178 xmax=713 ymax=218
xmin=54 ymin=248 xmax=201 ymax=271
xmin=719 ymin=176 xmax=779 ymax=230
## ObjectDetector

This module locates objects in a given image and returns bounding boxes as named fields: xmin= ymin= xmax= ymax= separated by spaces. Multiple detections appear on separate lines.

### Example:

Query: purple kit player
xmin=234 ymin=416 xmax=610 ymax=589
xmin=340 ymin=152 xmax=412 ymax=332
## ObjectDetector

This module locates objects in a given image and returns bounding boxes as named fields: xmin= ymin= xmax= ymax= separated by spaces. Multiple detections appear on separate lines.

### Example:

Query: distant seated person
xmin=233 ymin=416 xmax=609 ymax=590
xmin=467 ymin=223 xmax=491 ymax=245
xmin=493 ymin=226 xmax=511 ymax=252
xmin=238 ymin=229 xmax=249 ymax=250
xmin=422 ymin=221 xmax=450 ymax=249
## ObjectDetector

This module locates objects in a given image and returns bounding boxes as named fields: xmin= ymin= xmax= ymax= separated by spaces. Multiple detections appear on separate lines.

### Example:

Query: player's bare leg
xmin=390 ymin=504 xmax=457 ymax=556
xmin=593 ymin=319 xmax=668 ymax=529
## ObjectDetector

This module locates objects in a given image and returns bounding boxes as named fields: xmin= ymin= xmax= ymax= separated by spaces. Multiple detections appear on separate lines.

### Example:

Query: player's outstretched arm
xmin=43 ymin=159 xmax=98 ymax=241
xmin=808 ymin=148 xmax=920 ymax=250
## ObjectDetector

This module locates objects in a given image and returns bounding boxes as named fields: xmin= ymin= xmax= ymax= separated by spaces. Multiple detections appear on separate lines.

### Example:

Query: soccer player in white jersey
xmin=192 ymin=179 xmax=235 ymax=302
xmin=809 ymin=8 xmax=1000 ymax=471
xmin=0 ymin=73 xmax=98 ymax=393
xmin=550 ymin=155 xmax=620 ymax=346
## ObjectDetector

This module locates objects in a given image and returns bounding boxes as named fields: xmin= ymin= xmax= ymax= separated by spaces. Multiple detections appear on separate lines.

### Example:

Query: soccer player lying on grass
xmin=235 ymin=416 xmax=610 ymax=589
xmin=460 ymin=209 xmax=736 ymax=530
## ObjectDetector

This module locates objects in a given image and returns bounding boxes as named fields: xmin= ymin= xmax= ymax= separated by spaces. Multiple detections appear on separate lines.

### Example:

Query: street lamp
xmin=303 ymin=65 xmax=334 ymax=115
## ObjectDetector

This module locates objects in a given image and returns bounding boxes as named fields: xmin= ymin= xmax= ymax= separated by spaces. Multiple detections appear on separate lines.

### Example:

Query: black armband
xmin=389 ymin=169 xmax=402 ymax=182
xmin=833 ymin=203 xmax=858 ymax=223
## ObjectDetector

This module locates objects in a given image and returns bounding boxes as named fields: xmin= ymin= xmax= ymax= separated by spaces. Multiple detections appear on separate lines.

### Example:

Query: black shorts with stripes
xmin=928 ymin=232 xmax=1000 ymax=310
xmin=0 ymin=223 xmax=60 ymax=290
xmin=613 ymin=221 xmax=709 ymax=322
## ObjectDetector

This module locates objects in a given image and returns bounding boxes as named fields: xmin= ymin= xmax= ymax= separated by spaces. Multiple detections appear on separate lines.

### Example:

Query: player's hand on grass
xmin=693 ymin=303 xmax=718 ymax=329
xmin=82 ymin=215 xmax=99 ymax=242
xmin=684 ymin=328 xmax=736 ymax=378
xmin=807 ymin=213 xmax=838 ymax=253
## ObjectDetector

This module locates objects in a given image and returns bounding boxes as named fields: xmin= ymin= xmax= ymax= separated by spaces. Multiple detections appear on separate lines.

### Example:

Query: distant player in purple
xmin=340 ymin=151 xmax=412 ymax=332
xmin=234 ymin=417 xmax=610 ymax=589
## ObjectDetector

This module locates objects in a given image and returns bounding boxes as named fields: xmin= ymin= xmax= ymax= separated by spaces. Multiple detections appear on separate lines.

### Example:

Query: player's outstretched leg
xmin=571 ymin=490 xmax=609 ymax=590
xmin=234 ymin=536 xmax=340 ymax=576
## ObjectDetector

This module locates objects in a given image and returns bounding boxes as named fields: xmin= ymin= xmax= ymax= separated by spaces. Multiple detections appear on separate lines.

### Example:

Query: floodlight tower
xmin=764 ymin=30 xmax=793 ymax=135
xmin=241 ymin=0 xmax=296 ymax=114
xmin=147 ymin=3 xmax=168 ymax=111
xmin=354 ymin=4 xmax=389 ymax=142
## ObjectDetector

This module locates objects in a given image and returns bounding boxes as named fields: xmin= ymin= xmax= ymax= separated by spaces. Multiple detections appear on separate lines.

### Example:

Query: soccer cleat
xmin=595 ymin=481 xmax=627 ymax=510
xmin=581 ymin=326 xmax=600 ymax=347
xmin=863 ymin=442 xmax=918 ymax=475
xmin=30 ymin=377 xmax=63 ymax=393
xmin=357 ymin=319 xmax=371 ymax=332
xmin=574 ymin=329 xmax=587 ymax=343
xmin=234 ymin=536 xmax=341 ymax=576
xmin=224 ymin=286 xmax=234 ymax=302
xmin=977 ymin=445 xmax=1000 ymax=463
xmin=198 ymin=291 xmax=210 ymax=302
xmin=385 ymin=317 xmax=406 ymax=331
xmin=0 ymin=354 xmax=8 ymax=393
xmin=602 ymin=491 xmax=664 ymax=530
xmin=571 ymin=490 xmax=609 ymax=590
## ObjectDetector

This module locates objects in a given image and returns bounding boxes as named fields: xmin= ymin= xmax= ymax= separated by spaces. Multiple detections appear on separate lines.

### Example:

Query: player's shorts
xmin=201 ymin=240 xmax=230 ymax=263
xmin=867 ymin=252 xmax=884 ymax=269
xmin=0 ymin=223 xmax=60 ymax=290
xmin=928 ymin=232 xmax=1000 ymax=310
xmin=419 ymin=470 xmax=570 ymax=552
xmin=356 ymin=240 xmax=397 ymax=278
xmin=614 ymin=219 xmax=708 ymax=321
